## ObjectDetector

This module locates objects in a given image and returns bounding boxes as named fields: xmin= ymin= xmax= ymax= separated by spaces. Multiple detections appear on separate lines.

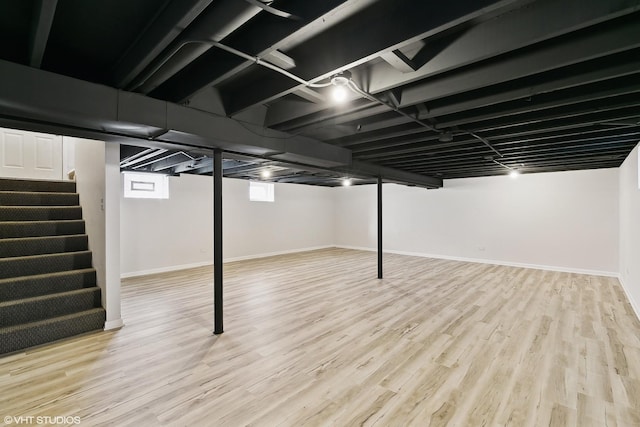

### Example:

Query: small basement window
xmin=249 ymin=181 xmax=274 ymax=202
xmin=123 ymin=172 xmax=169 ymax=199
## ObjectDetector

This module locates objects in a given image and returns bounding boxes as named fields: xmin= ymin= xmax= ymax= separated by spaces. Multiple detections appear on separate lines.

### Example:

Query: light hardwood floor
xmin=1 ymin=248 xmax=640 ymax=426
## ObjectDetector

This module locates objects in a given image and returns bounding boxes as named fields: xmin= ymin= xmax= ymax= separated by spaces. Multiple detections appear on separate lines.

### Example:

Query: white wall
xmin=619 ymin=143 xmax=640 ymax=318
xmin=72 ymin=137 xmax=106 ymax=288
xmin=70 ymin=137 xmax=122 ymax=328
xmin=104 ymin=143 xmax=122 ymax=329
xmin=120 ymin=176 xmax=335 ymax=276
xmin=335 ymin=168 xmax=619 ymax=275
xmin=120 ymin=173 xmax=214 ymax=276
xmin=224 ymin=178 xmax=334 ymax=260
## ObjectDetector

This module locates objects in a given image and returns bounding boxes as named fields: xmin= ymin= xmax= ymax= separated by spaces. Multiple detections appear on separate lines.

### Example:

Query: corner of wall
xmin=618 ymin=274 xmax=640 ymax=323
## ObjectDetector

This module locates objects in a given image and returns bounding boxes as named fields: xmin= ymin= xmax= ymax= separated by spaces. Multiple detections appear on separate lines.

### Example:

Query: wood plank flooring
xmin=1 ymin=248 xmax=640 ymax=426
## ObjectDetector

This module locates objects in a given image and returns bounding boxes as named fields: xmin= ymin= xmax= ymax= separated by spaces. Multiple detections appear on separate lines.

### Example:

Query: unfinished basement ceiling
xmin=119 ymin=145 xmax=377 ymax=187
xmin=0 ymin=0 xmax=639 ymax=184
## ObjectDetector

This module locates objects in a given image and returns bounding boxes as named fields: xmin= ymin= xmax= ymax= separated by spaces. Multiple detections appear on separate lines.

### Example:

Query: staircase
xmin=0 ymin=178 xmax=105 ymax=355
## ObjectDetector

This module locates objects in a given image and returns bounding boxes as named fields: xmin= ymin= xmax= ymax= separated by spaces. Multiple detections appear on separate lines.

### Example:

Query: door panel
xmin=0 ymin=127 xmax=62 ymax=180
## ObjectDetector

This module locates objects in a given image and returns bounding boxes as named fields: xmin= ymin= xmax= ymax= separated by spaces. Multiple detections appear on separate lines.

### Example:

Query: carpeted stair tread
xmin=0 ymin=268 xmax=96 ymax=301
xmin=0 ymin=206 xmax=82 ymax=221
xmin=0 ymin=234 xmax=88 ymax=258
xmin=0 ymin=178 xmax=76 ymax=193
xmin=0 ymin=177 xmax=104 ymax=355
xmin=0 ymin=251 xmax=93 ymax=279
xmin=0 ymin=220 xmax=85 ymax=239
xmin=0 ymin=191 xmax=79 ymax=206
xmin=0 ymin=308 xmax=105 ymax=355
xmin=0 ymin=287 xmax=102 ymax=327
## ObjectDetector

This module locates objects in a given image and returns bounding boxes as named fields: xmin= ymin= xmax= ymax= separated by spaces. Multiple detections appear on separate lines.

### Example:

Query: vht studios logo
xmin=4 ymin=415 xmax=81 ymax=425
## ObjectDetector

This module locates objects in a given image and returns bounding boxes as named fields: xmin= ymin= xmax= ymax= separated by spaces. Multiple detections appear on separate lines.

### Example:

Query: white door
xmin=0 ymin=127 xmax=63 ymax=180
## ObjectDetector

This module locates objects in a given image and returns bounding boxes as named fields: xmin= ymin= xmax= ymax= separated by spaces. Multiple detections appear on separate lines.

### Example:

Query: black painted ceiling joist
xmin=1 ymin=0 xmax=639 ymax=183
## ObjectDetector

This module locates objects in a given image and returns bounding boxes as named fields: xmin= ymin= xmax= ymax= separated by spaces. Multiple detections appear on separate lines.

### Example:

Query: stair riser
xmin=0 ymin=206 xmax=82 ymax=221
xmin=0 ymin=221 xmax=85 ymax=239
xmin=0 ymin=252 xmax=93 ymax=279
xmin=0 ymin=192 xmax=79 ymax=206
xmin=0 ymin=179 xmax=76 ymax=193
xmin=0 ymin=288 xmax=102 ymax=327
xmin=0 ymin=269 xmax=96 ymax=301
xmin=0 ymin=309 xmax=105 ymax=355
xmin=0 ymin=235 xmax=88 ymax=258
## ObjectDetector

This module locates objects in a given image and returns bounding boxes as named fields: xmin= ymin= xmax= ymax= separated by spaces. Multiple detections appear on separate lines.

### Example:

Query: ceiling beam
xmin=132 ymin=0 xmax=263 ymax=94
xmin=286 ymin=105 xmax=391 ymax=134
xmin=270 ymin=99 xmax=378 ymax=130
xmin=422 ymin=55 xmax=640 ymax=118
xmin=111 ymin=0 xmax=214 ymax=88
xmin=474 ymin=106 xmax=640 ymax=136
xmin=381 ymin=140 xmax=638 ymax=168
xmin=150 ymin=0 xmax=351 ymax=102
xmin=380 ymin=50 xmax=416 ymax=73
xmin=434 ymin=76 xmax=640 ymax=129
xmin=339 ymin=160 xmax=442 ymax=188
xmin=29 ymin=0 xmax=58 ymax=68
xmin=356 ymin=129 xmax=640 ymax=161
xmin=223 ymin=0 xmax=523 ymax=114
xmin=293 ymin=87 xmax=326 ymax=104
xmin=267 ymin=51 xmax=640 ymax=133
xmin=399 ymin=17 xmax=640 ymax=107
xmin=360 ymin=0 xmax=640 ymax=96
xmin=254 ymin=0 xmax=639 ymax=126
xmin=0 ymin=59 xmax=441 ymax=187
xmin=0 ymin=59 xmax=349 ymax=167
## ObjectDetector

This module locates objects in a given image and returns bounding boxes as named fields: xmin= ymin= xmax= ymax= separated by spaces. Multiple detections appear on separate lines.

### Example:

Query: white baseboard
xmin=120 ymin=246 xmax=334 ymax=278
xmin=334 ymin=245 xmax=619 ymax=278
xmin=120 ymin=261 xmax=213 ymax=279
xmin=104 ymin=318 xmax=124 ymax=330
xmin=223 ymin=245 xmax=334 ymax=263
xmin=618 ymin=275 xmax=640 ymax=322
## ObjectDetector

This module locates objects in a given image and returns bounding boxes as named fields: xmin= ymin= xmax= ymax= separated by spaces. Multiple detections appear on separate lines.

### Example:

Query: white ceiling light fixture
xmin=331 ymin=85 xmax=348 ymax=103
xmin=260 ymin=169 xmax=272 ymax=179
xmin=330 ymin=71 xmax=352 ymax=103
xmin=342 ymin=177 xmax=352 ymax=186
xmin=491 ymin=158 xmax=521 ymax=179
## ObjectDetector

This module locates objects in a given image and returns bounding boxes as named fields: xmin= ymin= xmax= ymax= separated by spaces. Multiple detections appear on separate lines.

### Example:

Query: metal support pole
xmin=213 ymin=149 xmax=224 ymax=334
xmin=377 ymin=176 xmax=383 ymax=279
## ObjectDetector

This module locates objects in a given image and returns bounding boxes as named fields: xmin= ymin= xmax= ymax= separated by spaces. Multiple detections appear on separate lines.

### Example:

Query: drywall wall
xmin=71 ymin=137 xmax=106 ymax=288
xmin=335 ymin=168 xmax=619 ymax=275
xmin=619 ymin=143 xmax=640 ymax=318
xmin=104 ymin=143 xmax=122 ymax=329
xmin=223 ymin=178 xmax=334 ymax=260
xmin=120 ymin=173 xmax=214 ymax=276
xmin=120 ymin=175 xmax=335 ymax=276
xmin=70 ymin=137 xmax=122 ymax=328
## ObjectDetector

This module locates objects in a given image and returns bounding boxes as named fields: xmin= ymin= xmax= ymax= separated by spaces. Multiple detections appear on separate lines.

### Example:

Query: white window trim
xmin=123 ymin=171 xmax=169 ymax=199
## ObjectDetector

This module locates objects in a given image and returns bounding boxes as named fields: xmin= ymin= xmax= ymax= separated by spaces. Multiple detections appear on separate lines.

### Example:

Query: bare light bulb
xmin=332 ymin=85 xmax=348 ymax=103
xmin=342 ymin=178 xmax=352 ymax=186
